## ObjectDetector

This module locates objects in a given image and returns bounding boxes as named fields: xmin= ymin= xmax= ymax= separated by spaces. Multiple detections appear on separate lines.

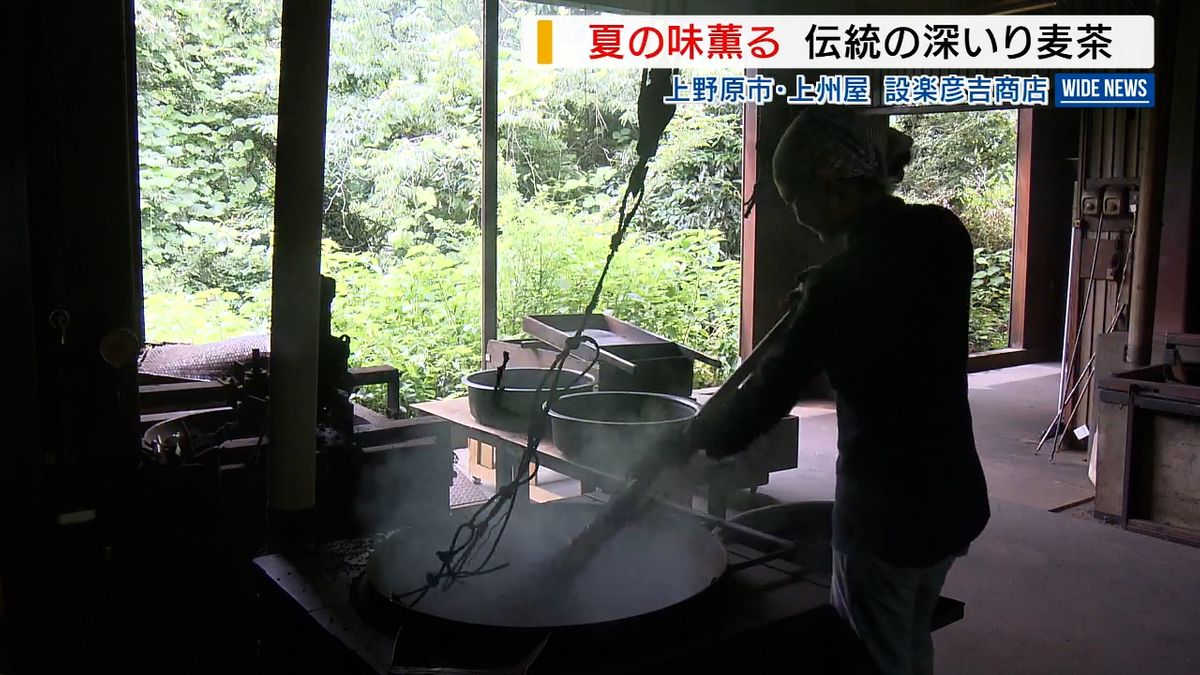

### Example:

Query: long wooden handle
xmin=698 ymin=303 xmax=802 ymax=418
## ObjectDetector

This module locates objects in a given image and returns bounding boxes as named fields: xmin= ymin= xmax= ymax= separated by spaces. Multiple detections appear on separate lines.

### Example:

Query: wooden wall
xmin=1065 ymin=108 xmax=1146 ymax=431
xmin=1069 ymin=0 xmax=1200 ymax=433
xmin=1154 ymin=0 xmax=1200 ymax=335
xmin=4 ymin=1 xmax=144 ymax=670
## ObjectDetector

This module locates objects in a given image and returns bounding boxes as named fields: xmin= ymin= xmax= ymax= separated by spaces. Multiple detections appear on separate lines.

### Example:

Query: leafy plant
xmin=893 ymin=110 xmax=1017 ymax=251
xmin=143 ymin=289 xmax=266 ymax=344
xmin=970 ymin=247 xmax=1013 ymax=352
xmin=894 ymin=109 xmax=1017 ymax=351
xmin=136 ymin=0 xmax=1019 ymax=414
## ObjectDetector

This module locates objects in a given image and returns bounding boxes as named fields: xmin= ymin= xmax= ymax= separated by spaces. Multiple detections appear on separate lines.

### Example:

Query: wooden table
xmin=413 ymin=396 xmax=798 ymax=517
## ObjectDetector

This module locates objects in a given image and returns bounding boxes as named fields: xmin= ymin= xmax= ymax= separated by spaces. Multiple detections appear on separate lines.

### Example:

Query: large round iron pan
xmin=361 ymin=501 xmax=727 ymax=638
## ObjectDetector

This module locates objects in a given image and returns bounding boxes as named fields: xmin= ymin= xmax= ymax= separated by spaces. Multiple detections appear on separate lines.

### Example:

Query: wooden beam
xmin=348 ymin=365 xmax=398 ymax=385
xmin=739 ymin=69 xmax=759 ymax=358
xmin=1010 ymin=109 xmax=1034 ymax=349
xmin=1155 ymin=0 xmax=1200 ymax=335
xmin=139 ymin=380 xmax=227 ymax=411
xmin=481 ymin=0 xmax=499 ymax=367
xmin=1011 ymin=108 xmax=1078 ymax=353
xmin=1129 ymin=0 xmax=1182 ymax=363
xmin=268 ymin=0 xmax=333 ymax=547
xmin=967 ymin=347 xmax=1053 ymax=373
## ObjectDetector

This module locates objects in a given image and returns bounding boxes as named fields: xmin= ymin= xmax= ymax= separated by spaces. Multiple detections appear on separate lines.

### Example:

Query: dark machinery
xmin=139 ymin=275 xmax=385 ymax=538
xmin=122 ymin=278 xmax=452 ymax=672
xmin=143 ymin=275 xmax=357 ymax=467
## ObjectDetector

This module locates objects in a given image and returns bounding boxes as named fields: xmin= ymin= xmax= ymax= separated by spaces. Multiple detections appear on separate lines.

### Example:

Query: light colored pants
xmin=831 ymin=548 xmax=956 ymax=675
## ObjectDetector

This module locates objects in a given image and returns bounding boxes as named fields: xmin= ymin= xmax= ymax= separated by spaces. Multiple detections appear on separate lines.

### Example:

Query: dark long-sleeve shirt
xmin=703 ymin=196 xmax=990 ymax=567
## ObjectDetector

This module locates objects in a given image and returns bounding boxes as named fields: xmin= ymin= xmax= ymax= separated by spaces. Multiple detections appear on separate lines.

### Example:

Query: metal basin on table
xmin=548 ymin=390 xmax=700 ymax=477
xmin=463 ymin=367 xmax=594 ymax=433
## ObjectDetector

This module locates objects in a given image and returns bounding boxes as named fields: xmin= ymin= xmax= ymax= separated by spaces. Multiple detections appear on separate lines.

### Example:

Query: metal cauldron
xmin=464 ymin=367 xmax=594 ymax=433
xmin=548 ymin=391 xmax=699 ymax=477
xmin=356 ymin=500 xmax=728 ymax=670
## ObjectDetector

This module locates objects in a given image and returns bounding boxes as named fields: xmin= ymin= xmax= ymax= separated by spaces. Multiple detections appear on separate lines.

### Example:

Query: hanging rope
xmin=397 ymin=69 xmax=679 ymax=605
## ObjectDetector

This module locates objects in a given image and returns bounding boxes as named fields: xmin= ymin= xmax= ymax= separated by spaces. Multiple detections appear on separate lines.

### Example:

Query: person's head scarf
xmin=773 ymin=107 xmax=914 ymax=192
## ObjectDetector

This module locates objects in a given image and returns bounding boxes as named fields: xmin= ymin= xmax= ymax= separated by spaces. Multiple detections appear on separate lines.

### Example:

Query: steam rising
xmin=352 ymin=393 xmax=715 ymax=629
xmin=365 ymin=502 xmax=724 ymax=628
xmin=354 ymin=443 xmax=451 ymax=534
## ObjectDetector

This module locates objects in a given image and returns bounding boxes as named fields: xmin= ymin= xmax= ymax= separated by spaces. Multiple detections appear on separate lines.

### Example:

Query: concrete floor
xmin=764 ymin=363 xmax=1094 ymax=511
xmin=761 ymin=363 xmax=1200 ymax=675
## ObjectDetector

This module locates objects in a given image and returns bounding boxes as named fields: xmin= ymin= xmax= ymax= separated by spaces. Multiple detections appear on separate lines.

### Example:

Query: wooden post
xmin=268 ymin=0 xmax=333 ymax=550
xmin=1010 ymin=108 xmax=1077 ymax=354
xmin=739 ymin=70 xmax=759 ymax=359
xmin=1154 ymin=0 xmax=1200 ymax=336
xmin=481 ymin=0 xmax=499 ymax=367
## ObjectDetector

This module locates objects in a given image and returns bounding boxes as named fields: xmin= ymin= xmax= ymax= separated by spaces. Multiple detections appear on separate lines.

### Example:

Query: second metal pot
xmin=548 ymin=391 xmax=700 ymax=477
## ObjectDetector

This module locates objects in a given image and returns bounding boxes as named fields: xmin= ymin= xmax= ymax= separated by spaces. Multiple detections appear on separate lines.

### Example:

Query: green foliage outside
xmin=135 ymin=0 xmax=1016 ymax=413
xmin=892 ymin=110 xmax=1018 ymax=352
xmin=969 ymin=247 xmax=1013 ymax=353
xmin=135 ymin=0 xmax=743 ymax=413
xmin=135 ymin=0 xmax=280 ymax=295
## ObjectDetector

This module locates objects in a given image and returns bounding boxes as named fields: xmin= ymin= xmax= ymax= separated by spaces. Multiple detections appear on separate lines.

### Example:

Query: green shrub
xmin=970 ymin=247 xmax=1013 ymax=352
xmin=143 ymin=289 xmax=265 ymax=344
xmin=136 ymin=0 xmax=1020 ymax=408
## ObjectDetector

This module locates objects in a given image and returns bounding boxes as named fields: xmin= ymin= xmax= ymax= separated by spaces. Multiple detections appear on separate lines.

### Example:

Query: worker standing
xmin=689 ymin=107 xmax=991 ymax=675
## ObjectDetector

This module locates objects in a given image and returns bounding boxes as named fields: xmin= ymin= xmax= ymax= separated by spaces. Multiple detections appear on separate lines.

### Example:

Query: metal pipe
xmin=1063 ymin=111 xmax=1089 ymax=396
xmin=1127 ymin=108 xmax=1160 ymax=366
xmin=664 ymin=500 xmax=798 ymax=552
xmin=1036 ymin=111 xmax=1091 ymax=455
xmin=268 ymin=0 xmax=332 ymax=548
xmin=481 ymin=0 xmax=499 ymax=368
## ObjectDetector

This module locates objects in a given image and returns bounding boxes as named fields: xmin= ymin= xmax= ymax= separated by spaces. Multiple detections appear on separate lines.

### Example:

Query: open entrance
xmin=890 ymin=109 xmax=1020 ymax=353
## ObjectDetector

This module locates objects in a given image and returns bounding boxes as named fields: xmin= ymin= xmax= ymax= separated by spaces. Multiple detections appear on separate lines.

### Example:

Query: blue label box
xmin=1055 ymin=73 xmax=1155 ymax=108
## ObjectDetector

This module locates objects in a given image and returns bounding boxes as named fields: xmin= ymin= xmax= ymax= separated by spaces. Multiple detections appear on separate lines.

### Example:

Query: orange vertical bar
xmin=537 ymin=19 xmax=553 ymax=64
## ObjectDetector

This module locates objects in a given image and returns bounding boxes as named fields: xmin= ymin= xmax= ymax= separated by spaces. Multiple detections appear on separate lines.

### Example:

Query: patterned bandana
xmin=774 ymin=107 xmax=913 ymax=187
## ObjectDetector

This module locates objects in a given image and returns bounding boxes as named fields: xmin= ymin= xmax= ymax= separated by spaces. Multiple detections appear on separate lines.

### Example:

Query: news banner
xmin=521 ymin=15 xmax=1156 ymax=108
